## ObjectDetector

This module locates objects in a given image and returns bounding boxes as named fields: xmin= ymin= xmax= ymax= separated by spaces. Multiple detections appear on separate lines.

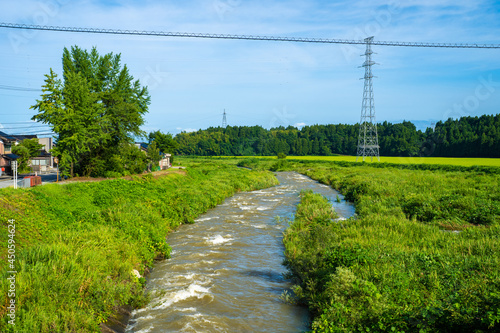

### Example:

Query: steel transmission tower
xmin=222 ymin=109 xmax=227 ymax=127
xmin=356 ymin=37 xmax=380 ymax=162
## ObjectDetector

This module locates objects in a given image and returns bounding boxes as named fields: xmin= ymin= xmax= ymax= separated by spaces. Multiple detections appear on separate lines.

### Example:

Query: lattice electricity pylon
xmin=222 ymin=109 xmax=227 ymax=127
xmin=356 ymin=37 xmax=380 ymax=162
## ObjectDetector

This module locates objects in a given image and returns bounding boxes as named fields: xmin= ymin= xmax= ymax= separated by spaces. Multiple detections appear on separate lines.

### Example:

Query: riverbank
xmin=0 ymin=162 xmax=278 ymax=332
xmin=273 ymin=159 xmax=500 ymax=332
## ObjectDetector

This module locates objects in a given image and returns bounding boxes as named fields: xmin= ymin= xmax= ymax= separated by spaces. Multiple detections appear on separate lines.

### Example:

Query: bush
xmin=270 ymin=159 xmax=291 ymax=171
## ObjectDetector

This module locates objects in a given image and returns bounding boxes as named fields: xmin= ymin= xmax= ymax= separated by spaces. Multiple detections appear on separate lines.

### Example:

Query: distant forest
xmin=174 ymin=114 xmax=500 ymax=158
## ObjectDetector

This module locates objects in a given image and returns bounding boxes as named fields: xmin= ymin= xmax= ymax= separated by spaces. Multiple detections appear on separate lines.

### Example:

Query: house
xmin=0 ymin=137 xmax=5 ymax=170
xmin=135 ymin=142 xmax=149 ymax=153
xmin=0 ymin=138 xmax=9 ymax=176
xmin=159 ymin=154 xmax=171 ymax=170
xmin=0 ymin=132 xmax=53 ymax=174
xmin=0 ymin=131 xmax=24 ymax=174
xmin=134 ymin=142 xmax=171 ymax=170
xmin=31 ymin=137 xmax=54 ymax=172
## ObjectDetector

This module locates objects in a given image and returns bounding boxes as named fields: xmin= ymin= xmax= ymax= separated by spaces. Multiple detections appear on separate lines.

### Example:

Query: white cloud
xmin=0 ymin=0 xmax=499 ymax=133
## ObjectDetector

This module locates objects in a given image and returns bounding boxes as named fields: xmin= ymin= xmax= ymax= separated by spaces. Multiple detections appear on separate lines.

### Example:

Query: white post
xmin=12 ymin=161 xmax=17 ymax=189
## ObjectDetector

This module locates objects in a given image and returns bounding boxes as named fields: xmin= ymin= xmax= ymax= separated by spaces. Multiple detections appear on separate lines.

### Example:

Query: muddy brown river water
xmin=126 ymin=172 xmax=355 ymax=333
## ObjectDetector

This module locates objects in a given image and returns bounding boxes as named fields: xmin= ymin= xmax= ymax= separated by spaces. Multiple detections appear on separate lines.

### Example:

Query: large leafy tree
xmin=31 ymin=46 xmax=150 ymax=177
xmin=148 ymin=130 xmax=179 ymax=154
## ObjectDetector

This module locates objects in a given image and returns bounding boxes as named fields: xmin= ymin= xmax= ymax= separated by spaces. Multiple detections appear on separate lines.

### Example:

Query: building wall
xmin=38 ymin=137 xmax=53 ymax=167
xmin=159 ymin=154 xmax=171 ymax=170
xmin=3 ymin=142 xmax=13 ymax=154
xmin=38 ymin=137 xmax=53 ymax=152
xmin=0 ymin=140 xmax=6 ymax=169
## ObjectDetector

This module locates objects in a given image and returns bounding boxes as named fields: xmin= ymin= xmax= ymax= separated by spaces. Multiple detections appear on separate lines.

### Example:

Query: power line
xmin=0 ymin=121 xmax=38 ymax=124
xmin=1 ymin=22 xmax=500 ymax=49
xmin=0 ymin=125 xmax=51 ymax=130
xmin=0 ymin=84 xmax=41 ymax=92
xmin=9 ymin=132 xmax=56 ymax=136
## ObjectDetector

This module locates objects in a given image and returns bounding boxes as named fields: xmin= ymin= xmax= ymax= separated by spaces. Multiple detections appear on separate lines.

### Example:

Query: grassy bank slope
xmin=279 ymin=160 xmax=500 ymax=332
xmin=0 ymin=163 xmax=278 ymax=332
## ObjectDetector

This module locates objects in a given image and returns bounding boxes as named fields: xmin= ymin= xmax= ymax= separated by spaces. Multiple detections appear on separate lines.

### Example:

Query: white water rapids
xmin=126 ymin=172 xmax=355 ymax=333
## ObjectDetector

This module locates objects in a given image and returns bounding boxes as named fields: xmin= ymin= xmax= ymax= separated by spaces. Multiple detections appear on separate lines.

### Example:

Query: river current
xmin=126 ymin=172 xmax=355 ymax=333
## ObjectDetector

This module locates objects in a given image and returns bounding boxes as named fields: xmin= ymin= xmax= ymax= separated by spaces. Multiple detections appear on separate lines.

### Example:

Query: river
xmin=126 ymin=172 xmax=355 ymax=333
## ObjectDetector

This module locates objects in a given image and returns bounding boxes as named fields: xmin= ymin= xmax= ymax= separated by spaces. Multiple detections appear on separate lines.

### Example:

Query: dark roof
xmin=0 ymin=131 xmax=37 ymax=142
xmin=2 ymin=153 xmax=20 ymax=160
xmin=135 ymin=142 xmax=149 ymax=151
xmin=32 ymin=150 xmax=52 ymax=158
xmin=134 ymin=142 xmax=167 ymax=156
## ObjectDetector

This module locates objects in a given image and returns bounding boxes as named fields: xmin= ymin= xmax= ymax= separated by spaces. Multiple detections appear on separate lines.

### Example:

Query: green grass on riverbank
xmin=275 ymin=159 xmax=500 ymax=332
xmin=0 ymin=163 xmax=278 ymax=332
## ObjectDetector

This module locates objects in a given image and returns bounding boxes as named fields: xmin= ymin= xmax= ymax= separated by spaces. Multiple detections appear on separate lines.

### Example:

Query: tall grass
xmin=285 ymin=194 xmax=500 ymax=332
xmin=279 ymin=159 xmax=500 ymax=332
xmin=0 ymin=162 xmax=278 ymax=332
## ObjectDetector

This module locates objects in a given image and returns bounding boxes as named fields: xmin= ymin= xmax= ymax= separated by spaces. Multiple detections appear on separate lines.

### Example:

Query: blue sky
xmin=1 ymin=0 xmax=500 ymax=136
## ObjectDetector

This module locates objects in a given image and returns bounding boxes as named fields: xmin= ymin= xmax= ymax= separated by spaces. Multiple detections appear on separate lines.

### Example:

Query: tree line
xmin=174 ymin=114 xmax=500 ymax=158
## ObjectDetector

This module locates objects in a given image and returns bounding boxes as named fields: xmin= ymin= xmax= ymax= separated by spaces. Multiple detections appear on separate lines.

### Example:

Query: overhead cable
xmin=1 ymin=22 xmax=499 ymax=49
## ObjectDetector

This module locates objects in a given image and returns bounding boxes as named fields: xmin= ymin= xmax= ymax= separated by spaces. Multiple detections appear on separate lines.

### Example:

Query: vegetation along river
xmin=126 ymin=172 xmax=355 ymax=333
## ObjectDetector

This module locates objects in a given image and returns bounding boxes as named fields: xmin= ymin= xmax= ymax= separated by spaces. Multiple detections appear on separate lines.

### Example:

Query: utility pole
xmin=222 ymin=109 xmax=227 ymax=128
xmin=356 ymin=36 xmax=380 ymax=162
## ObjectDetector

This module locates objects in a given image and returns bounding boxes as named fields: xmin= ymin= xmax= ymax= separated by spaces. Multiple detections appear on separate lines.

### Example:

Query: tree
xmin=31 ymin=46 xmax=150 ymax=177
xmin=148 ymin=130 xmax=179 ymax=156
xmin=146 ymin=141 xmax=162 ymax=171
xmin=11 ymin=138 xmax=44 ymax=173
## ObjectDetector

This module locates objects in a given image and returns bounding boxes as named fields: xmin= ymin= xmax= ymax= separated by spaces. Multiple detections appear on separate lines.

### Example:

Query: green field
xmin=235 ymin=155 xmax=500 ymax=167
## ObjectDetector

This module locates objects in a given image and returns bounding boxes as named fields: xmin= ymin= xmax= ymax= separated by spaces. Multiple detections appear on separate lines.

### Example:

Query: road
xmin=0 ymin=172 xmax=60 ymax=189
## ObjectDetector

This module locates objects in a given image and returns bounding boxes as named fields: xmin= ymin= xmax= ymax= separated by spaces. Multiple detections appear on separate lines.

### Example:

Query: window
xmin=31 ymin=159 xmax=48 ymax=166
